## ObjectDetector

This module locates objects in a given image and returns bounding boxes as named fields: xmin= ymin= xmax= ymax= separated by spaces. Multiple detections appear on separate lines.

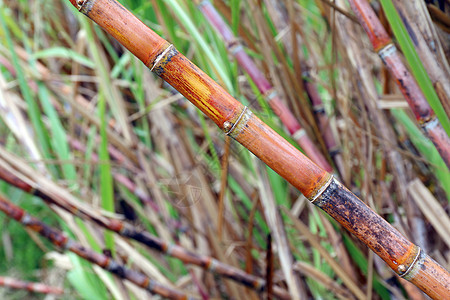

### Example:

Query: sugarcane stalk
xmin=346 ymin=0 xmax=450 ymax=168
xmin=0 ymin=162 xmax=290 ymax=299
xmin=391 ymin=0 xmax=450 ymax=116
xmin=0 ymin=194 xmax=190 ymax=300
xmin=303 ymin=70 xmax=345 ymax=176
xmin=261 ymin=0 xmax=347 ymax=178
xmin=0 ymin=276 xmax=63 ymax=295
xmin=66 ymin=0 xmax=450 ymax=298
xmin=197 ymin=0 xmax=332 ymax=172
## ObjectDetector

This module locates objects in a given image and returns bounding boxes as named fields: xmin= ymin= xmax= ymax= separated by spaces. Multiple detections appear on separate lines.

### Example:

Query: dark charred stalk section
xmin=312 ymin=178 xmax=419 ymax=274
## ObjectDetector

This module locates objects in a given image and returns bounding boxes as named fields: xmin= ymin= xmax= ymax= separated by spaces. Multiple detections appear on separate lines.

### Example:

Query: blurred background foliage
xmin=0 ymin=0 xmax=448 ymax=299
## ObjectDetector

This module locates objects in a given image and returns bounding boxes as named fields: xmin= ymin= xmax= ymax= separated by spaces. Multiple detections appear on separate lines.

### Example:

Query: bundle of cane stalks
xmin=0 ymin=0 xmax=448 ymax=299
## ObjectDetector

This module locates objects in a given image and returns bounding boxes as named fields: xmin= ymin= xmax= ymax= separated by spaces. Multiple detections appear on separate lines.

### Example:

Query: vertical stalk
xmin=66 ymin=0 xmax=450 ymax=298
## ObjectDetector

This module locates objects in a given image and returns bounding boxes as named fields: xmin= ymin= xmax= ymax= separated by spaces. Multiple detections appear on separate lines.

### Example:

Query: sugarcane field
xmin=0 ymin=0 xmax=449 ymax=299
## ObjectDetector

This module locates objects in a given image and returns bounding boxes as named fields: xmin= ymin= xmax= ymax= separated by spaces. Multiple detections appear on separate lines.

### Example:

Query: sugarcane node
xmin=422 ymin=116 xmax=439 ymax=131
xmin=78 ymin=0 xmax=96 ymax=14
xmin=227 ymin=40 xmax=242 ymax=55
xmin=292 ymin=128 xmax=306 ymax=141
xmin=150 ymin=44 xmax=177 ymax=75
xmin=263 ymin=89 xmax=277 ymax=102
xmin=399 ymin=247 xmax=422 ymax=278
xmin=377 ymin=43 xmax=396 ymax=61
xmin=308 ymin=175 xmax=334 ymax=203
xmin=223 ymin=121 xmax=233 ymax=132
xmin=398 ymin=264 xmax=407 ymax=274
xmin=225 ymin=106 xmax=250 ymax=137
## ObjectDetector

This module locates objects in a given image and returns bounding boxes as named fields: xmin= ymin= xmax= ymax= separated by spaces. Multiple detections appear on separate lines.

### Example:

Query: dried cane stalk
xmin=198 ymin=0 xmax=332 ymax=172
xmin=0 ymin=195 xmax=191 ymax=300
xmin=346 ymin=0 xmax=450 ymax=168
xmin=66 ymin=0 xmax=450 ymax=298
xmin=0 ymin=158 xmax=290 ymax=299
xmin=391 ymin=0 xmax=450 ymax=111
xmin=0 ymin=276 xmax=63 ymax=295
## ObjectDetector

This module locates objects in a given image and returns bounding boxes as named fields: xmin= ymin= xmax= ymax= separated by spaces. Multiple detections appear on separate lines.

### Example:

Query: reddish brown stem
xmin=313 ymin=178 xmax=449 ymax=299
xmin=199 ymin=0 xmax=332 ymax=172
xmin=0 ymin=195 xmax=189 ymax=300
xmin=0 ymin=165 xmax=290 ymax=299
xmin=347 ymin=0 xmax=450 ymax=168
xmin=0 ymin=276 xmax=63 ymax=295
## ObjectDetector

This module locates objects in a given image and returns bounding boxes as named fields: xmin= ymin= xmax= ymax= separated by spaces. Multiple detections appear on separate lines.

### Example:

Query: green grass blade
xmin=32 ymin=47 xmax=95 ymax=68
xmin=37 ymin=83 xmax=77 ymax=184
xmin=67 ymin=254 xmax=109 ymax=300
xmin=98 ymin=92 xmax=115 ymax=254
xmin=392 ymin=109 xmax=450 ymax=198
xmin=0 ymin=7 xmax=53 ymax=168
xmin=230 ymin=0 xmax=240 ymax=35
xmin=164 ymin=0 xmax=233 ymax=91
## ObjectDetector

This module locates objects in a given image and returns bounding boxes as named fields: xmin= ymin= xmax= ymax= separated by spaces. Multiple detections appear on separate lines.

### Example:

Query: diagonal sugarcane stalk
xmin=197 ymin=0 xmax=333 ymax=173
xmin=66 ymin=0 xmax=449 ymax=298
xmin=0 ymin=276 xmax=63 ymax=295
xmin=345 ymin=0 xmax=450 ymax=168
xmin=0 ymin=159 xmax=290 ymax=299
xmin=0 ymin=194 xmax=192 ymax=300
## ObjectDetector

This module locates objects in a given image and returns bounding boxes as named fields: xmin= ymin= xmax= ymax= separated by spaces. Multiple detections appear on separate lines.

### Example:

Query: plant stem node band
xmin=75 ymin=0 xmax=95 ymax=13
xmin=150 ymin=44 xmax=177 ymax=75
xmin=224 ymin=106 xmax=251 ymax=137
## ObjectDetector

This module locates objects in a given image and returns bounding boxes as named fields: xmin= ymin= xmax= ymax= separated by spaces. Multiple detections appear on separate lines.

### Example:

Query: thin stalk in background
xmin=0 ymin=277 xmax=63 ymax=295
xmin=198 ymin=0 xmax=333 ymax=172
xmin=346 ymin=0 xmax=450 ymax=168
xmin=391 ymin=109 xmax=450 ymax=198
xmin=0 ymin=155 xmax=291 ymax=299
xmin=98 ymin=92 xmax=116 ymax=254
xmin=262 ymin=0 xmax=347 ymax=179
xmin=383 ymin=0 xmax=450 ymax=120
xmin=67 ymin=0 xmax=450 ymax=298
xmin=0 ymin=194 xmax=192 ymax=300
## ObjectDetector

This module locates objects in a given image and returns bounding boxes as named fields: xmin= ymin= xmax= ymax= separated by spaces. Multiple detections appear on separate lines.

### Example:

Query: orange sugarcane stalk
xmin=346 ymin=0 xmax=450 ymax=168
xmin=198 ymin=0 xmax=333 ymax=172
xmin=0 ymin=194 xmax=191 ymax=300
xmin=67 ymin=0 xmax=450 ymax=298
xmin=0 ymin=164 xmax=290 ymax=299
xmin=0 ymin=277 xmax=63 ymax=295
